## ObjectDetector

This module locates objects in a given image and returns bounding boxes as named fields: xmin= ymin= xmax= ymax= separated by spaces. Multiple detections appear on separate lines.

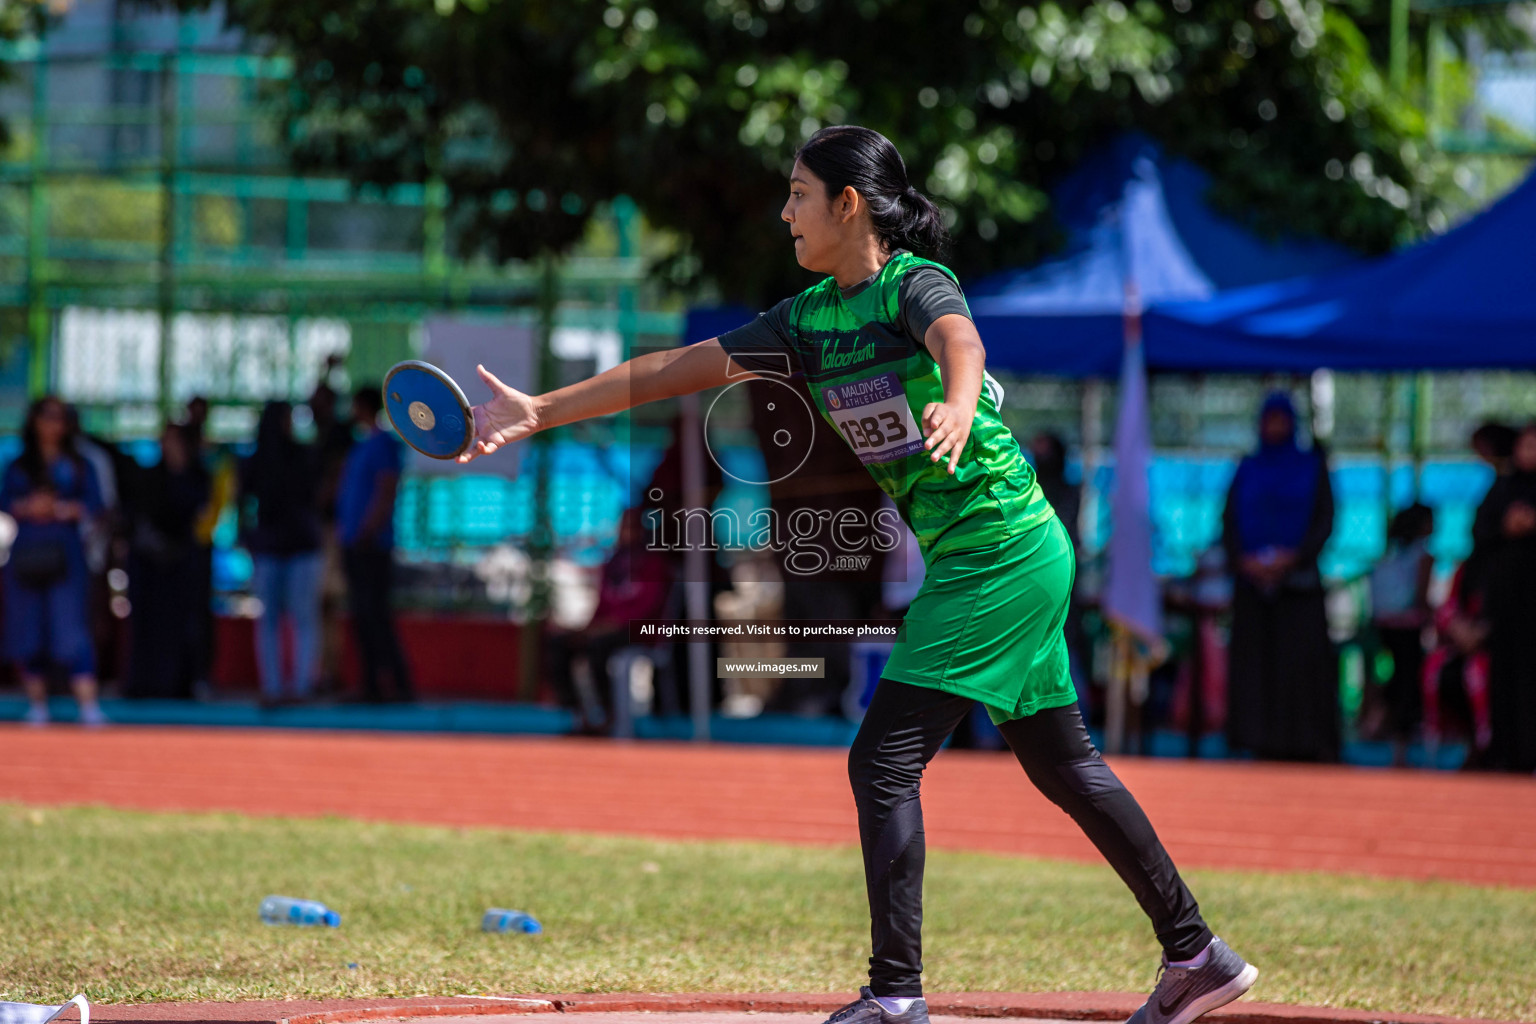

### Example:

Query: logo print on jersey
xmin=825 ymin=389 xmax=842 ymax=410
xmin=819 ymin=336 xmax=875 ymax=371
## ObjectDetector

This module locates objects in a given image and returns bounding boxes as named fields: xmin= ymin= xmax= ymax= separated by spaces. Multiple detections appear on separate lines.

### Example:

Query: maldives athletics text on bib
xmin=786 ymin=252 xmax=1054 ymax=560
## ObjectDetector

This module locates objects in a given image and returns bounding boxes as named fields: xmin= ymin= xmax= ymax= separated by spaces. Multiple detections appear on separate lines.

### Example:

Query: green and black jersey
xmin=718 ymin=251 xmax=1054 ymax=560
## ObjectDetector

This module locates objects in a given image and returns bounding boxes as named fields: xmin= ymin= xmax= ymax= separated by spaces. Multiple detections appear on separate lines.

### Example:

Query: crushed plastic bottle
xmin=260 ymin=895 xmax=341 ymax=927
xmin=480 ymin=908 xmax=541 ymax=934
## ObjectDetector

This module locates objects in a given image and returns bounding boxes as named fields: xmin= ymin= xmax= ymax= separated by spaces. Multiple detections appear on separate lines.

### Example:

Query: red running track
xmin=2 ymin=726 xmax=1533 ymax=888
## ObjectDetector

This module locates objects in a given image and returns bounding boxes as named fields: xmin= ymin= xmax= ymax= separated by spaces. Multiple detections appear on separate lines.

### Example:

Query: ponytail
xmin=796 ymin=125 xmax=951 ymax=260
xmin=895 ymin=184 xmax=948 ymax=257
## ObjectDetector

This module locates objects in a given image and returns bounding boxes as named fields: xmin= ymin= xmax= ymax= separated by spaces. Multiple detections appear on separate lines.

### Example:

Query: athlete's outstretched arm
xmin=920 ymin=313 xmax=986 ymax=475
xmin=458 ymin=337 xmax=745 ymax=463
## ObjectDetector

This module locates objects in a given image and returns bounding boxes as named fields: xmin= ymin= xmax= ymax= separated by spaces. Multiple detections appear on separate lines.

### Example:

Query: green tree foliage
xmin=175 ymin=0 xmax=1520 ymax=302
xmin=0 ymin=0 xmax=51 ymax=150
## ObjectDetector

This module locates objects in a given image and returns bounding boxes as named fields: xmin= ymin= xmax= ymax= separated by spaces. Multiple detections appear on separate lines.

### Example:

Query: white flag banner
xmin=1102 ymin=334 xmax=1164 ymax=647
xmin=0 ymin=995 xmax=89 ymax=1024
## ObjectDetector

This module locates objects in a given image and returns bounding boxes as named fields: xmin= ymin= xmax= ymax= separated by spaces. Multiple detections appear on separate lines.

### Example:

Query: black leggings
xmin=848 ymin=679 xmax=1213 ymax=996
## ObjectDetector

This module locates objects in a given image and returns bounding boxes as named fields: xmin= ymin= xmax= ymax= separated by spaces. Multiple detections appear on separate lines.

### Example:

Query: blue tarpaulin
xmin=684 ymin=305 xmax=755 ymax=348
xmin=964 ymin=134 xmax=1356 ymax=377
xmin=1145 ymin=168 xmax=1536 ymax=372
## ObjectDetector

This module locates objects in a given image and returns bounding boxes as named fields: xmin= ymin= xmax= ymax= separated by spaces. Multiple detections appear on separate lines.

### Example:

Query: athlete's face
xmin=782 ymin=160 xmax=854 ymax=274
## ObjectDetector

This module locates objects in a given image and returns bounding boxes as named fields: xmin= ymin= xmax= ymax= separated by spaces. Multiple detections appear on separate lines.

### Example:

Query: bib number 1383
xmin=823 ymin=372 xmax=926 ymax=465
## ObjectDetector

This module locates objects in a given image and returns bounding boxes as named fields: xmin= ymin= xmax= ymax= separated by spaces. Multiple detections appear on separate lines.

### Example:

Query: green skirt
xmin=882 ymin=513 xmax=1079 ymax=724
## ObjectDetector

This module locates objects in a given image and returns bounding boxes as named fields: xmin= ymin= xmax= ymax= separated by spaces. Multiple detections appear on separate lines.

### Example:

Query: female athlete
xmin=457 ymin=125 xmax=1257 ymax=1024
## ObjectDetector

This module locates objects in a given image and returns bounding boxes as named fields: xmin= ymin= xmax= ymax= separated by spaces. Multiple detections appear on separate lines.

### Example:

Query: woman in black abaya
xmin=1475 ymin=422 xmax=1536 ymax=773
xmin=1222 ymin=393 xmax=1339 ymax=763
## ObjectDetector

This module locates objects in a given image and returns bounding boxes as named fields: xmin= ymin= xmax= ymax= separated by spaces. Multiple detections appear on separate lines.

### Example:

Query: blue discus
xmin=383 ymin=360 xmax=473 ymax=460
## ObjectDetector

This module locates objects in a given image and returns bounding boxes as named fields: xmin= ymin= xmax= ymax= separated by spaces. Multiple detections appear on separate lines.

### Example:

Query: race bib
xmin=822 ymin=372 xmax=925 ymax=465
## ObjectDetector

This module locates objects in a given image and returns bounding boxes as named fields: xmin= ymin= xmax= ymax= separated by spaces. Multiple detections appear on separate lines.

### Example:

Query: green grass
xmin=2 ymin=804 xmax=1533 ymax=1020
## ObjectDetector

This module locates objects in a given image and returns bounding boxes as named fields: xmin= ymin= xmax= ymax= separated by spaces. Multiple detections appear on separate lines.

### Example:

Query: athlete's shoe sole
xmin=1163 ymin=962 xmax=1258 ymax=1024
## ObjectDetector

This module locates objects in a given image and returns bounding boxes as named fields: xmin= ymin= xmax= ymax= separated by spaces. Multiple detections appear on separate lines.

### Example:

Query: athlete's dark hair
xmin=795 ymin=125 xmax=950 ymax=259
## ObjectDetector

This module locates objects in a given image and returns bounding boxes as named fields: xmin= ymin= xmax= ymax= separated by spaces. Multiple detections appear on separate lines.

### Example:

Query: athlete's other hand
xmin=458 ymin=364 xmax=542 ymax=463
xmin=920 ymin=399 xmax=974 ymax=475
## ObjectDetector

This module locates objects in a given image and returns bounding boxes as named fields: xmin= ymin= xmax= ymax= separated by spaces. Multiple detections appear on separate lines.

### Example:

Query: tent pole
xmin=1079 ymin=379 xmax=1103 ymax=555
xmin=679 ymin=391 xmax=713 ymax=741
xmin=1427 ymin=17 xmax=1447 ymax=134
xmin=1310 ymin=369 xmax=1335 ymax=446
xmin=1381 ymin=375 xmax=1398 ymax=543
xmin=1390 ymin=0 xmax=1410 ymax=93
xmin=158 ymin=48 xmax=179 ymax=417
xmin=1410 ymin=372 xmax=1432 ymax=501
xmin=519 ymin=256 xmax=561 ymax=701
xmin=1079 ymin=377 xmax=1104 ymax=743
xmin=1105 ymin=628 xmax=1128 ymax=756
xmin=25 ymin=45 xmax=50 ymax=398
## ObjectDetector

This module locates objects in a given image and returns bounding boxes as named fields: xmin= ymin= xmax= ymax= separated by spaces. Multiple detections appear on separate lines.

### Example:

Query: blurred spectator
xmin=239 ymin=401 xmax=323 ymax=707
xmin=1474 ymin=421 xmax=1536 ymax=773
xmin=1470 ymin=421 xmax=1518 ymax=545
xmin=1166 ymin=545 xmax=1231 ymax=756
xmin=185 ymin=396 xmax=210 ymax=438
xmin=1366 ymin=503 xmax=1435 ymax=765
xmin=1418 ymin=422 xmax=1515 ymax=767
xmin=715 ymin=551 xmax=785 ymax=717
xmin=336 ymin=386 xmax=414 ymax=703
xmin=1 ymin=396 xmax=107 ymax=727
xmin=641 ymin=411 xmax=727 ymax=717
xmin=1421 ymin=562 xmax=1492 ymax=763
xmin=1030 ymin=432 xmax=1080 ymax=540
xmin=124 ymin=423 xmax=210 ymax=699
xmin=66 ymin=405 xmax=119 ymax=576
xmin=66 ymin=405 xmax=128 ymax=685
xmin=1470 ymin=421 xmax=1517 ymax=477
xmin=743 ymin=378 xmax=883 ymax=717
xmin=186 ymin=396 xmax=236 ymax=695
xmin=311 ymin=379 xmax=356 ymax=518
xmin=311 ymin=379 xmax=357 ymax=696
xmin=545 ymin=507 xmax=674 ymax=734
xmin=1222 ymin=392 xmax=1339 ymax=762
xmin=1029 ymin=430 xmax=1089 ymax=715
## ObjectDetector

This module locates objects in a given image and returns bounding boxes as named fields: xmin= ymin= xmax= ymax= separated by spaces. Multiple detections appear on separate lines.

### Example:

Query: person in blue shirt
xmin=1 ymin=396 xmax=107 ymax=726
xmin=336 ymin=386 xmax=414 ymax=703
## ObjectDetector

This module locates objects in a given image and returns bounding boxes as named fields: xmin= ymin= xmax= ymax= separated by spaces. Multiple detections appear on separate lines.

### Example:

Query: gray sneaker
xmin=822 ymin=988 xmax=929 ymax=1024
xmin=1126 ymin=937 xmax=1258 ymax=1024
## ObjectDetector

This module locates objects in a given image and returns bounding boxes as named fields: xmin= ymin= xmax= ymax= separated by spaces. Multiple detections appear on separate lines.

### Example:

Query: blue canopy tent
xmin=965 ymin=134 xmax=1356 ymax=377
xmin=1144 ymin=168 xmax=1536 ymax=371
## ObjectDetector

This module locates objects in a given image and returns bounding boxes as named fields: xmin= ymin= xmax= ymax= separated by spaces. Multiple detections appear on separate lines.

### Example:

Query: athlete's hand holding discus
xmin=458 ymin=365 xmax=539 ymax=461
xmin=456 ymin=337 xmax=743 ymax=463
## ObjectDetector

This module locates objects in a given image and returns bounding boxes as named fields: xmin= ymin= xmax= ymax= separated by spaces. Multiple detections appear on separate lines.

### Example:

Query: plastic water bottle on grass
xmin=260 ymin=895 xmax=341 ymax=927
xmin=481 ymin=908 xmax=541 ymax=934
